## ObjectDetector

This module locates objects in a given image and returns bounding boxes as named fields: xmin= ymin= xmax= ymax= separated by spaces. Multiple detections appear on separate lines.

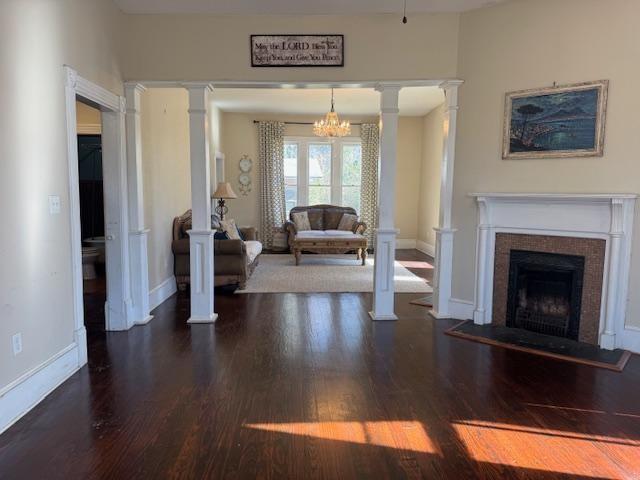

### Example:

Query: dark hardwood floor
xmin=1 ymin=250 xmax=639 ymax=479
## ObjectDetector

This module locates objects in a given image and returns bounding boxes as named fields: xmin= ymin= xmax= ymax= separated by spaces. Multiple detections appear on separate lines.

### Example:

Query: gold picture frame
xmin=502 ymin=80 xmax=608 ymax=160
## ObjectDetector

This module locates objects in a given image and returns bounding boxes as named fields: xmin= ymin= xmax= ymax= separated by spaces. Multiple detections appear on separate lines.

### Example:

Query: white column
xmin=601 ymin=199 xmax=624 ymax=349
xmin=370 ymin=85 xmax=401 ymax=321
xmin=472 ymin=197 xmax=490 ymax=324
xmin=431 ymin=81 xmax=462 ymax=319
xmin=185 ymin=84 xmax=217 ymax=323
xmin=125 ymin=84 xmax=153 ymax=325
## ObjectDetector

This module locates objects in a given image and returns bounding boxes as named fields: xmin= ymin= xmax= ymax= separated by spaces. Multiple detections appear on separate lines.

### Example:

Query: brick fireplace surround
xmin=469 ymin=193 xmax=637 ymax=350
xmin=492 ymin=233 xmax=605 ymax=345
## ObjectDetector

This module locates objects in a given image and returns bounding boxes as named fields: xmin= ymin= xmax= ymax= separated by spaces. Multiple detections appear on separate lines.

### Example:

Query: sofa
xmin=283 ymin=205 xmax=367 ymax=250
xmin=172 ymin=210 xmax=262 ymax=290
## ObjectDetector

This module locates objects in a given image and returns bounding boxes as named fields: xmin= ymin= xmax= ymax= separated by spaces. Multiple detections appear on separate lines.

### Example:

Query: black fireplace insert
xmin=506 ymin=250 xmax=585 ymax=340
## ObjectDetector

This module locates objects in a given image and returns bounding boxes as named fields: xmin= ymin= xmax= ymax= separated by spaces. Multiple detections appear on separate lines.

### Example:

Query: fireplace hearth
xmin=506 ymin=250 xmax=585 ymax=340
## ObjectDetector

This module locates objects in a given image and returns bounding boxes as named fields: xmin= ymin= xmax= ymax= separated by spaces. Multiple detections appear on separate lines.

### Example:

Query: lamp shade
xmin=212 ymin=182 xmax=238 ymax=199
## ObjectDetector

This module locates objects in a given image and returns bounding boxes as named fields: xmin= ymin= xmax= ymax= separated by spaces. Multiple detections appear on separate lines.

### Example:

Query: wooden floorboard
xmin=1 ymin=251 xmax=639 ymax=479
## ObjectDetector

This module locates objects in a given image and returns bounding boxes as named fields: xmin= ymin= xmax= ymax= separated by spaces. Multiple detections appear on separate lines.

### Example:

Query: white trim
xmin=77 ymin=124 xmax=102 ymax=135
xmin=396 ymin=239 xmax=417 ymax=249
xmin=133 ymin=79 xmax=458 ymax=90
xmin=0 ymin=343 xmax=80 ymax=435
xmin=148 ymin=276 xmax=178 ymax=312
xmin=416 ymin=240 xmax=435 ymax=257
xmin=448 ymin=298 xmax=474 ymax=320
xmin=64 ymin=65 xmax=131 ymax=340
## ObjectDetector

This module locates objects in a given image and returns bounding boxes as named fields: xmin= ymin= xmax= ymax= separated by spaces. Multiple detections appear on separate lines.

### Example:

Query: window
xmin=284 ymin=137 xmax=362 ymax=216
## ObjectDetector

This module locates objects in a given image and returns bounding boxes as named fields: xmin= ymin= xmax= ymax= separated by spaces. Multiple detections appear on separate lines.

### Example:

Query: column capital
xmin=181 ymin=82 xmax=214 ymax=92
xmin=124 ymin=82 xmax=147 ymax=94
xmin=374 ymin=83 xmax=403 ymax=93
xmin=439 ymin=79 xmax=464 ymax=90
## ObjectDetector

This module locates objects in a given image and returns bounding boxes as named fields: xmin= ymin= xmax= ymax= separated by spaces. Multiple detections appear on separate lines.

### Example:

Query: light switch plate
xmin=49 ymin=195 xmax=61 ymax=214
xmin=12 ymin=333 xmax=22 ymax=356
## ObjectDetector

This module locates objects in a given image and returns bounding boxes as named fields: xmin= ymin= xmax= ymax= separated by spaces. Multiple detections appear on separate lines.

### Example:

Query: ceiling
xmin=210 ymin=87 xmax=444 ymax=117
xmin=114 ymin=0 xmax=505 ymax=15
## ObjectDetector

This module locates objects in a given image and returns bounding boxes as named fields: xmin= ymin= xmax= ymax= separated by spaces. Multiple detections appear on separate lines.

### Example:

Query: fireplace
xmin=470 ymin=193 xmax=637 ymax=350
xmin=506 ymin=250 xmax=585 ymax=340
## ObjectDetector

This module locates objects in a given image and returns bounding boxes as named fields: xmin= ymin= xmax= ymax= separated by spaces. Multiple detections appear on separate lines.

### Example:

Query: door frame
xmin=64 ymin=66 xmax=132 ymax=366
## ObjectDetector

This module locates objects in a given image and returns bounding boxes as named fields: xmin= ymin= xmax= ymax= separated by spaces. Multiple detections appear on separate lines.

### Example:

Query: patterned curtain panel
xmin=258 ymin=121 xmax=286 ymax=249
xmin=360 ymin=123 xmax=380 ymax=247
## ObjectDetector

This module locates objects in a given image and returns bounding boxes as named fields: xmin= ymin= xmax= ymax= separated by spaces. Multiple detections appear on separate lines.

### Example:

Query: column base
xmin=134 ymin=315 xmax=154 ymax=326
xmin=188 ymin=313 xmax=219 ymax=324
xmin=429 ymin=309 xmax=452 ymax=319
xmin=599 ymin=332 xmax=616 ymax=350
xmin=74 ymin=326 xmax=88 ymax=367
xmin=369 ymin=311 xmax=398 ymax=321
xmin=473 ymin=309 xmax=485 ymax=325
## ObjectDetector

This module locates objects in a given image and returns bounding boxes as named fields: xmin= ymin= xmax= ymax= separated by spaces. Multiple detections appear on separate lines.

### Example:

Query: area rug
xmin=236 ymin=254 xmax=433 ymax=294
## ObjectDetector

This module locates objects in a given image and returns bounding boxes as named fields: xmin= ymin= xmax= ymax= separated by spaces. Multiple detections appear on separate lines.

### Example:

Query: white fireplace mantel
xmin=469 ymin=192 xmax=637 ymax=350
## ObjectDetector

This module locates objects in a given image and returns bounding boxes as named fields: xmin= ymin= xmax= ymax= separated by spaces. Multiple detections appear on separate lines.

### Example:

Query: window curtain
xmin=258 ymin=121 xmax=286 ymax=249
xmin=360 ymin=123 xmax=380 ymax=247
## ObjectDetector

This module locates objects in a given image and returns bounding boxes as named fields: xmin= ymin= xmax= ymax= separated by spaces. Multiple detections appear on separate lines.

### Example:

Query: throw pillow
xmin=214 ymin=231 xmax=229 ymax=240
xmin=292 ymin=211 xmax=311 ymax=231
xmin=211 ymin=213 xmax=221 ymax=230
xmin=337 ymin=213 xmax=358 ymax=231
xmin=220 ymin=218 xmax=241 ymax=240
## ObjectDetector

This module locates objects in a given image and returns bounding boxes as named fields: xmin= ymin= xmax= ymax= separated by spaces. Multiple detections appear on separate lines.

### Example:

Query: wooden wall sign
xmin=251 ymin=35 xmax=344 ymax=67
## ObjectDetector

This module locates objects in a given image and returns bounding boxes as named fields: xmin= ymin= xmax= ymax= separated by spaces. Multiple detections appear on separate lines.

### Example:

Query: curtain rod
xmin=253 ymin=120 xmax=364 ymax=126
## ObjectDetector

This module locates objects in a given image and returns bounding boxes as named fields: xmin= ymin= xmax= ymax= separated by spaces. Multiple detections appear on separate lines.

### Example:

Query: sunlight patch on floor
xmin=453 ymin=420 xmax=640 ymax=477
xmin=245 ymin=421 xmax=438 ymax=454
xmin=397 ymin=260 xmax=434 ymax=270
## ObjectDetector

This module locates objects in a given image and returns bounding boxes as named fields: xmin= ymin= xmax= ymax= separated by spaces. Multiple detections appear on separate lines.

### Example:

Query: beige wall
xmin=76 ymin=101 xmax=102 ymax=133
xmin=0 ymin=0 xmax=123 ymax=391
xmin=219 ymin=112 xmax=431 ymax=241
xmin=452 ymin=0 xmax=640 ymax=328
xmin=418 ymin=104 xmax=444 ymax=249
xmin=121 ymin=14 xmax=459 ymax=82
xmin=396 ymin=117 xmax=424 ymax=241
xmin=141 ymin=89 xmax=192 ymax=290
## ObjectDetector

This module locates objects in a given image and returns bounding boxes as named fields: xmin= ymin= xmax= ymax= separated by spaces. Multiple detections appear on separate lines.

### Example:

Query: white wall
xmin=452 ymin=0 xmax=640 ymax=328
xmin=141 ymin=89 xmax=192 ymax=290
xmin=0 ymin=0 xmax=123 ymax=393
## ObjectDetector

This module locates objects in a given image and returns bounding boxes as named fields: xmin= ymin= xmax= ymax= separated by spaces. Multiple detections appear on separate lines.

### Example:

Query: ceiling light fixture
xmin=313 ymin=88 xmax=351 ymax=138
xmin=402 ymin=0 xmax=408 ymax=23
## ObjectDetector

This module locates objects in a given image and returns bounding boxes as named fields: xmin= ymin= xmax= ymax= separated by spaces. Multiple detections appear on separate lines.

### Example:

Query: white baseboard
xmin=148 ymin=275 xmax=177 ymax=311
xmin=621 ymin=326 xmax=640 ymax=354
xmin=396 ymin=238 xmax=417 ymax=249
xmin=0 ymin=343 xmax=81 ymax=435
xmin=449 ymin=297 xmax=474 ymax=320
xmin=416 ymin=240 xmax=435 ymax=257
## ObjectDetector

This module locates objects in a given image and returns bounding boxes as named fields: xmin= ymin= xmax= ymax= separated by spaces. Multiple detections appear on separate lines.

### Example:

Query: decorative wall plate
xmin=238 ymin=155 xmax=253 ymax=195
xmin=239 ymin=155 xmax=253 ymax=172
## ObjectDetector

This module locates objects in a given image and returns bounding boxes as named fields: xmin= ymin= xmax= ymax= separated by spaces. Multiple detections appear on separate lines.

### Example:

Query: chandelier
xmin=314 ymin=88 xmax=351 ymax=138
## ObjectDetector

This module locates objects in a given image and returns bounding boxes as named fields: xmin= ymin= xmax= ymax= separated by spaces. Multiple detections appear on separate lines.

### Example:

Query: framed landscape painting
xmin=502 ymin=80 xmax=608 ymax=159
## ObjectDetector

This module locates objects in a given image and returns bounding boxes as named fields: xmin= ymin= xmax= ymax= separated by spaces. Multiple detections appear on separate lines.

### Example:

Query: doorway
xmin=64 ymin=66 xmax=133 ymax=367
xmin=76 ymin=104 xmax=107 ymax=333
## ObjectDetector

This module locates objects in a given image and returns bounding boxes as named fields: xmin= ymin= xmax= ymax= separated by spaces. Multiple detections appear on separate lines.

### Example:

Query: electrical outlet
xmin=12 ymin=333 xmax=22 ymax=356
xmin=48 ymin=195 xmax=61 ymax=214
